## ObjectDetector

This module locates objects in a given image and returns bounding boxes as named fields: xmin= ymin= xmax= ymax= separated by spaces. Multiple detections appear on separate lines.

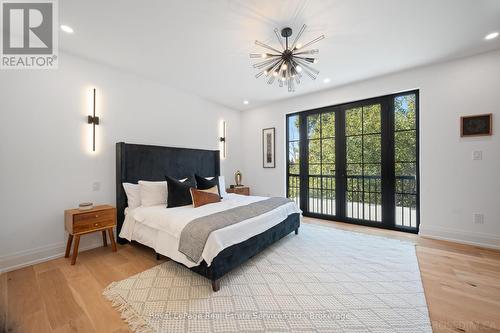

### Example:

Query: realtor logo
xmin=1 ymin=0 xmax=58 ymax=69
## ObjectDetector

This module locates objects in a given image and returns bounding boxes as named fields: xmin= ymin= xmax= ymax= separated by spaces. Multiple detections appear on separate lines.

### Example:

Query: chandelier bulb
xmin=296 ymin=65 xmax=302 ymax=72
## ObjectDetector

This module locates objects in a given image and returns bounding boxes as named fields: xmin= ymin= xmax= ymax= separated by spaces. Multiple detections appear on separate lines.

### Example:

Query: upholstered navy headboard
xmin=116 ymin=142 xmax=220 ymax=243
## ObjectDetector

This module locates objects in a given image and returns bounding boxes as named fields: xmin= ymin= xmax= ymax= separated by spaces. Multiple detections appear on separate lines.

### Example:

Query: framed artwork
xmin=262 ymin=127 xmax=275 ymax=168
xmin=460 ymin=114 xmax=492 ymax=137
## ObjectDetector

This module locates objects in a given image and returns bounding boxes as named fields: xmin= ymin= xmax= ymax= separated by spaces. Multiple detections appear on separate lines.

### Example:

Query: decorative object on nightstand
xmin=227 ymin=186 xmax=250 ymax=196
xmin=64 ymin=204 xmax=117 ymax=265
xmin=78 ymin=202 xmax=94 ymax=210
xmin=234 ymin=170 xmax=242 ymax=186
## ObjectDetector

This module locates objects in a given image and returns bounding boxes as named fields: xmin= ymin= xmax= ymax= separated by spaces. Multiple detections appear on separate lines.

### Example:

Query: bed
xmin=116 ymin=142 xmax=301 ymax=291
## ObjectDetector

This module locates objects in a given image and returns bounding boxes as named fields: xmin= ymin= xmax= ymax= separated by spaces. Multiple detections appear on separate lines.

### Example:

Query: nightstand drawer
xmin=227 ymin=187 xmax=250 ymax=196
xmin=74 ymin=218 xmax=115 ymax=234
xmin=74 ymin=210 xmax=114 ymax=223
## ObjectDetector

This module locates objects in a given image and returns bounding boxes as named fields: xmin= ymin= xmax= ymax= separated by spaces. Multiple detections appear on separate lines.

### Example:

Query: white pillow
xmin=218 ymin=176 xmax=228 ymax=197
xmin=138 ymin=181 xmax=167 ymax=207
xmin=123 ymin=183 xmax=141 ymax=209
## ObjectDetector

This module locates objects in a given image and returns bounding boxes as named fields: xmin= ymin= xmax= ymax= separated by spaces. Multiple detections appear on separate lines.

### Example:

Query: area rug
xmin=103 ymin=223 xmax=432 ymax=332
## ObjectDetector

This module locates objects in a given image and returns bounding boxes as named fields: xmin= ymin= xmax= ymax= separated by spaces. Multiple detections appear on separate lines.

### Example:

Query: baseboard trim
xmin=419 ymin=224 xmax=500 ymax=250
xmin=0 ymin=235 xmax=103 ymax=273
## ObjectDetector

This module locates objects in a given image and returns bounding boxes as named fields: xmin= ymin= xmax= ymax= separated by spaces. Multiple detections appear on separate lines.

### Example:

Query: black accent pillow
xmin=195 ymin=174 xmax=221 ymax=198
xmin=166 ymin=176 xmax=196 ymax=208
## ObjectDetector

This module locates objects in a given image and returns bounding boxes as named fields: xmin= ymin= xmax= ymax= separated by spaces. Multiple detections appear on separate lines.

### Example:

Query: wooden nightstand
xmin=64 ymin=205 xmax=117 ymax=265
xmin=226 ymin=186 xmax=250 ymax=196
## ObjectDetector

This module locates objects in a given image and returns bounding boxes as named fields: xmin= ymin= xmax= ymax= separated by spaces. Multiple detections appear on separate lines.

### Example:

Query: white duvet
xmin=119 ymin=193 xmax=301 ymax=267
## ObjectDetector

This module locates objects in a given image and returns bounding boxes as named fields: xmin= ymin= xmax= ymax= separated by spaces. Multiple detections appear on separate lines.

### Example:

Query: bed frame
xmin=116 ymin=142 xmax=300 ymax=291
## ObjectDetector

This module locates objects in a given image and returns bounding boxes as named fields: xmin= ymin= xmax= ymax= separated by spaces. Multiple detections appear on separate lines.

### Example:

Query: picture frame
xmin=460 ymin=113 xmax=492 ymax=137
xmin=262 ymin=127 xmax=276 ymax=168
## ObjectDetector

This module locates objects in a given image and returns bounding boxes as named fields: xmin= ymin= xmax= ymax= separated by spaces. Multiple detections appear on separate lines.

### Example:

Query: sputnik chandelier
xmin=250 ymin=25 xmax=324 ymax=92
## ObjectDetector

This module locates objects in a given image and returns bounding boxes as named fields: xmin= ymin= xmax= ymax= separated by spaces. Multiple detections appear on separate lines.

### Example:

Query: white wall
xmin=0 ymin=53 xmax=242 ymax=271
xmin=241 ymin=49 xmax=500 ymax=249
xmin=1 ymin=49 xmax=499 ymax=272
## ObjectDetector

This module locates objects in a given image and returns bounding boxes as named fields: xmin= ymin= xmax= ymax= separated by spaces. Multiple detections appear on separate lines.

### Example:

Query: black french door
xmin=286 ymin=90 xmax=419 ymax=232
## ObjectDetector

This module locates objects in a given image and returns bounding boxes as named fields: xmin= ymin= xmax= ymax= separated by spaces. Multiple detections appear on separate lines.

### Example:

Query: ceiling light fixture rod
xmin=253 ymin=57 xmax=280 ymax=69
xmin=268 ymin=59 xmax=284 ymax=76
xmin=274 ymin=28 xmax=286 ymax=50
xmin=249 ymin=53 xmax=281 ymax=59
xmin=264 ymin=61 xmax=282 ymax=76
xmin=294 ymin=58 xmax=319 ymax=74
xmin=291 ymin=24 xmax=307 ymax=50
xmin=294 ymin=49 xmax=319 ymax=55
xmin=254 ymin=40 xmax=282 ymax=54
xmin=298 ymin=35 xmax=325 ymax=50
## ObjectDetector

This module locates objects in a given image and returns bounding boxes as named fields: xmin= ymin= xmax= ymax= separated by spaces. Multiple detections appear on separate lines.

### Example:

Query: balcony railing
xmin=287 ymin=174 xmax=417 ymax=228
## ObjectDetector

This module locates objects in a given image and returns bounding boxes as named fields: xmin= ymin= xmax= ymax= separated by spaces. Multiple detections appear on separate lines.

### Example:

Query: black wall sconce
xmin=219 ymin=120 xmax=226 ymax=159
xmin=87 ymin=88 xmax=99 ymax=152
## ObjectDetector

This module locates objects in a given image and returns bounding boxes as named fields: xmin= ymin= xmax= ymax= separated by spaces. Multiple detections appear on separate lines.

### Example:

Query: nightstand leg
xmin=108 ymin=228 xmax=117 ymax=252
xmin=102 ymin=230 xmax=107 ymax=247
xmin=65 ymin=234 xmax=73 ymax=258
xmin=71 ymin=235 xmax=80 ymax=265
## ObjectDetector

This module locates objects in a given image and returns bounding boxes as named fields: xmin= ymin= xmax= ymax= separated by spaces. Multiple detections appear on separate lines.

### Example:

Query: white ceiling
xmin=60 ymin=0 xmax=500 ymax=110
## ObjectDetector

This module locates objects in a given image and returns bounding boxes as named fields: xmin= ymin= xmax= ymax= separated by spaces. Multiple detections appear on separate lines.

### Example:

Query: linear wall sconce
xmin=87 ymin=88 xmax=99 ymax=152
xmin=219 ymin=120 xmax=226 ymax=159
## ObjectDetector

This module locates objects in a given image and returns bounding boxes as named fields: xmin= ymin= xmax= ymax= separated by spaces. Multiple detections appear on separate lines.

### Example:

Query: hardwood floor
xmin=1 ymin=218 xmax=499 ymax=333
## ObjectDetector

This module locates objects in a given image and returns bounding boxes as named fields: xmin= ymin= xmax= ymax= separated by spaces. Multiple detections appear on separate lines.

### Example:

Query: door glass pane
xmin=395 ymin=131 xmax=416 ymax=162
xmin=345 ymin=107 xmax=362 ymax=136
xmin=308 ymin=139 xmax=321 ymax=164
xmin=288 ymin=176 xmax=300 ymax=207
xmin=363 ymin=134 xmax=381 ymax=163
xmin=346 ymin=136 xmax=362 ymax=163
xmin=345 ymin=104 xmax=382 ymax=222
xmin=308 ymin=163 xmax=321 ymax=175
xmin=394 ymin=93 xmax=417 ymax=229
xmin=289 ymin=163 xmax=299 ymax=174
xmin=321 ymin=138 xmax=335 ymax=164
xmin=363 ymin=104 xmax=381 ymax=134
xmin=307 ymin=114 xmax=320 ymax=138
xmin=395 ymin=94 xmax=416 ymax=131
xmin=288 ymin=142 xmax=300 ymax=165
xmin=287 ymin=115 xmax=300 ymax=207
xmin=306 ymin=112 xmax=336 ymax=216
xmin=321 ymin=112 xmax=335 ymax=137
xmin=322 ymin=163 xmax=335 ymax=175
xmin=288 ymin=115 xmax=300 ymax=141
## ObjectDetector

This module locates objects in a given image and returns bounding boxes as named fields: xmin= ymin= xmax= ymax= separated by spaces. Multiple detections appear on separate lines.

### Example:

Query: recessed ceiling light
xmin=243 ymin=100 xmax=249 ymax=105
xmin=60 ymin=25 xmax=74 ymax=34
xmin=323 ymin=78 xmax=331 ymax=83
xmin=485 ymin=32 xmax=499 ymax=40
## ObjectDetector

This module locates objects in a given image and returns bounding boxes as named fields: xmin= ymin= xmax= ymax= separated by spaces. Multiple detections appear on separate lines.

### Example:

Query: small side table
xmin=226 ymin=186 xmax=250 ymax=196
xmin=64 ymin=205 xmax=117 ymax=265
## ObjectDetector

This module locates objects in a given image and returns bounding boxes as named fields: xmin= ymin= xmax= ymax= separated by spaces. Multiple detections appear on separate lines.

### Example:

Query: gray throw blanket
xmin=178 ymin=197 xmax=293 ymax=263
